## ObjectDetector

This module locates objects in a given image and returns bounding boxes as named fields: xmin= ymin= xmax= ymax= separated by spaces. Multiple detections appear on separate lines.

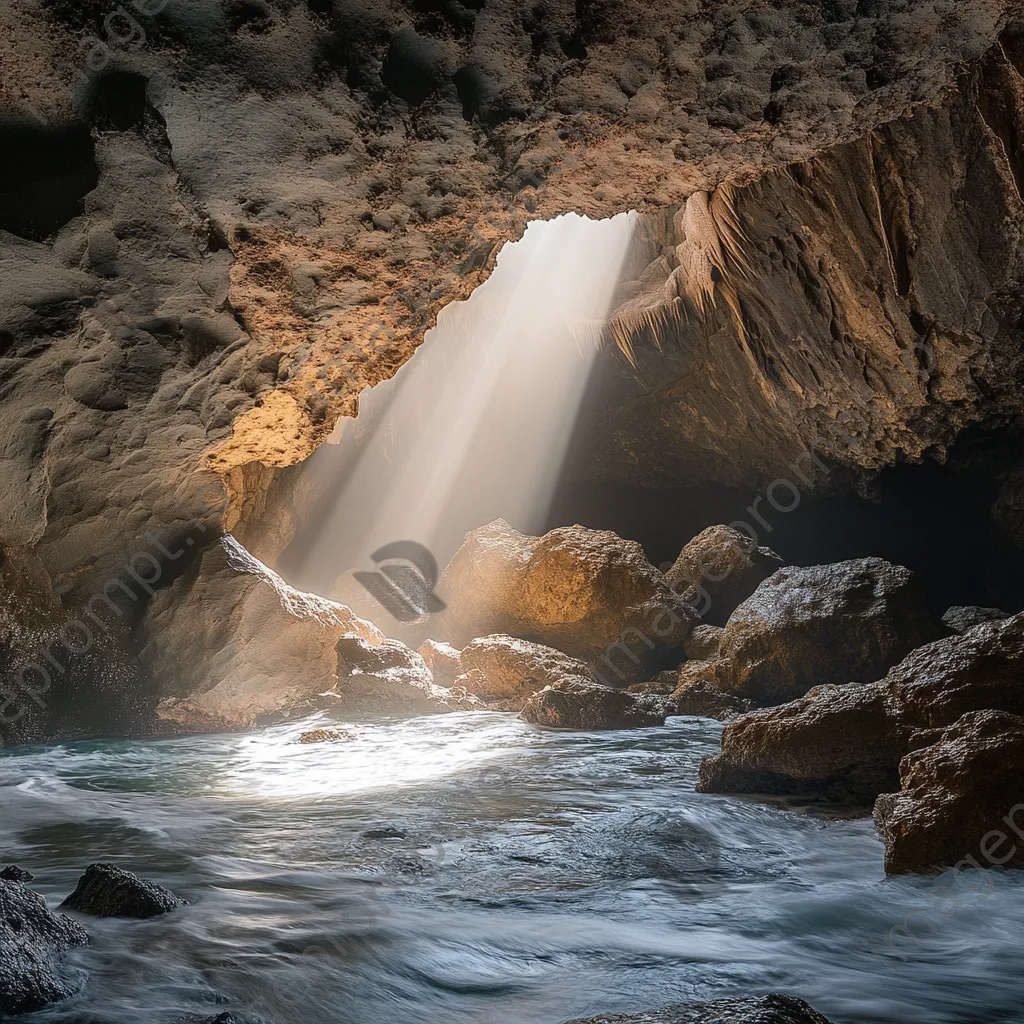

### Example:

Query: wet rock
xmin=439 ymin=520 xmax=695 ymax=684
xmin=419 ymin=639 xmax=461 ymax=686
xmin=453 ymin=634 xmax=595 ymax=711
xmin=672 ymin=680 xmax=754 ymax=721
xmin=0 ymin=866 xmax=34 ymax=882
xmin=298 ymin=728 xmax=352 ymax=744
xmin=561 ymin=992 xmax=834 ymax=1023
xmin=874 ymin=710 xmax=1024 ymax=875
xmin=710 ymin=558 xmax=940 ymax=702
xmin=179 ymin=1013 xmax=262 ymax=1024
xmin=699 ymin=613 xmax=1024 ymax=803
xmin=520 ymin=679 xmax=670 ymax=731
xmin=361 ymin=826 xmax=408 ymax=840
xmin=0 ymin=879 xmax=89 ymax=1016
xmin=941 ymin=605 xmax=1009 ymax=634
xmin=665 ymin=525 xmax=784 ymax=626
xmin=62 ymin=864 xmax=186 ymax=919
xmin=684 ymin=625 xmax=723 ymax=661
xmin=334 ymin=635 xmax=450 ymax=716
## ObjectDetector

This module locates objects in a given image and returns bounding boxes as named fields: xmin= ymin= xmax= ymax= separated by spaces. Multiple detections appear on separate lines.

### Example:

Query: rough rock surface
xmin=62 ymin=863 xmax=186 ymax=919
xmin=143 ymin=536 xmax=384 ymax=733
xmin=665 ymin=525 xmax=783 ymax=626
xmin=0 ymin=879 xmax=89 ymax=1016
xmin=561 ymin=993 xmax=833 ymax=1024
xmin=520 ymin=678 xmax=670 ymax=731
xmin=672 ymin=680 xmax=754 ymax=721
xmin=683 ymin=626 xmax=724 ymax=661
xmin=298 ymin=728 xmax=352 ymax=745
xmin=453 ymin=634 xmax=596 ymax=711
xmin=419 ymin=639 xmax=462 ymax=687
xmin=439 ymin=520 xmax=694 ymax=683
xmin=0 ymin=867 xmax=34 ymax=883
xmin=874 ymin=710 xmax=1024 ymax=875
xmin=699 ymin=613 xmax=1024 ymax=802
xmin=705 ymin=558 xmax=940 ymax=702
xmin=334 ymin=635 xmax=450 ymax=716
xmin=941 ymin=605 xmax=1010 ymax=634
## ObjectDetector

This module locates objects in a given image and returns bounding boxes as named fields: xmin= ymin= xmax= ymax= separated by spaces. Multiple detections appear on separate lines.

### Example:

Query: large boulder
xmin=145 ymin=537 xmax=385 ymax=733
xmin=705 ymin=558 xmax=941 ymax=703
xmin=699 ymin=613 xmax=1024 ymax=803
xmin=62 ymin=864 xmax=186 ymax=918
xmin=561 ymin=993 xmax=834 ymax=1023
xmin=453 ymin=634 xmax=595 ymax=711
xmin=0 ymin=879 xmax=88 ymax=1015
xmin=334 ymin=635 xmax=450 ymax=715
xmin=438 ymin=520 xmax=695 ymax=684
xmin=874 ymin=710 xmax=1024 ymax=875
xmin=418 ymin=639 xmax=462 ymax=686
xmin=520 ymin=678 xmax=670 ymax=731
xmin=665 ymin=525 xmax=784 ymax=626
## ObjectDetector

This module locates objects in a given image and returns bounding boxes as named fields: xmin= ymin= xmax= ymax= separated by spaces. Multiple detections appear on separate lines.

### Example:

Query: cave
xmin=4 ymin=3 xmax=1024 ymax=1024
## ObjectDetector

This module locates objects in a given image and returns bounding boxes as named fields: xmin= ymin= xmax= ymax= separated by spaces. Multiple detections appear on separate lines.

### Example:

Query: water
xmin=3 ymin=713 xmax=1024 ymax=1024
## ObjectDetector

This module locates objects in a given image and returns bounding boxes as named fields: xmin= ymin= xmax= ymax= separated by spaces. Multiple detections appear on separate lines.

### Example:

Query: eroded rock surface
xmin=439 ymin=519 xmax=694 ymax=683
xmin=419 ymin=639 xmax=462 ymax=687
xmin=62 ymin=863 xmax=186 ymax=918
xmin=520 ymin=678 xmax=670 ymax=730
xmin=941 ymin=605 xmax=1009 ymax=634
xmin=334 ymin=635 xmax=449 ymax=716
xmin=0 ymin=879 xmax=88 ymax=1016
xmin=561 ymin=993 xmax=834 ymax=1024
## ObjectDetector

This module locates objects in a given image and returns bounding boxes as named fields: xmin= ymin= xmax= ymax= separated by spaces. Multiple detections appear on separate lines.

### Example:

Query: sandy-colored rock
xmin=298 ymin=728 xmax=352 ymax=745
xmin=334 ymin=635 xmax=450 ymax=716
xmin=666 ymin=526 xmax=783 ymax=626
xmin=520 ymin=678 xmax=670 ymax=731
xmin=439 ymin=520 xmax=694 ymax=684
xmin=874 ymin=710 xmax=1024 ymax=875
xmin=418 ymin=639 xmax=462 ymax=687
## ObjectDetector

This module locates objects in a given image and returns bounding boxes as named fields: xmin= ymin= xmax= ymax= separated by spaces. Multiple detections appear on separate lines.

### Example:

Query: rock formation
xmin=520 ymin=678 xmax=670 ymax=730
xmin=333 ymin=635 xmax=450 ymax=716
xmin=62 ymin=863 xmax=186 ymax=918
xmin=561 ymin=993 xmax=834 ymax=1024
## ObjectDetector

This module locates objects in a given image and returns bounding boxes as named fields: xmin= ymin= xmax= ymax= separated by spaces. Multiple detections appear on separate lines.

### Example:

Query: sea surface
xmin=3 ymin=712 xmax=1023 ymax=1024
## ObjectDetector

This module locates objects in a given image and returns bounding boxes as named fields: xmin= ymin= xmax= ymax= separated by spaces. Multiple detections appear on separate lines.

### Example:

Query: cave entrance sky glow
xmin=297 ymin=211 xmax=637 ymax=613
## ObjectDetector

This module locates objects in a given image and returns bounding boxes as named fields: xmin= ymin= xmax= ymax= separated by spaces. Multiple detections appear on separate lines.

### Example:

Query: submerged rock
xmin=298 ymin=728 xmax=352 ymax=744
xmin=874 ymin=710 xmax=1024 ymax=875
xmin=62 ymin=864 xmax=186 ymax=919
xmin=0 ymin=866 xmax=34 ymax=882
xmin=665 ymin=525 xmax=784 ymax=626
xmin=453 ymin=634 xmax=596 ymax=711
xmin=560 ymin=993 xmax=834 ymax=1023
xmin=334 ymin=635 xmax=450 ymax=715
xmin=699 ymin=613 xmax=1024 ymax=804
xmin=418 ymin=639 xmax=462 ymax=686
xmin=520 ymin=679 xmax=670 ymax=730
xmin=439 ymin=520 xmax=695 ymax=683
xmin=707 ymin=558 xmax=940 ymax=703
xmin=941 ymin=605 xmax=1009 ymax=634
xmin=0 ymin=879 xmax=89 ymax=1016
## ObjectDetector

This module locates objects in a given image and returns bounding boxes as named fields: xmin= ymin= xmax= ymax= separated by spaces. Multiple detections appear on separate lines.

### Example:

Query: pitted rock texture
xmin=62 ymin=863 xmax=185 ymax=919
xmin=698 ymin=612 xmax=1024 ymax=803
xmin=438 ymin=519 xmax=694 ymax=683
xmin=560 ymin=993 xmax=834 ymax=1024
xmin=520 ymin=678 xmax=670 ymax=730
xmin=0 ymin=879 xmax=88 ymax=1016
xmin=874 ymin=710 xmax=1024 ymax=875
xmin=941 ymin=605 xmax=1010 ymax=634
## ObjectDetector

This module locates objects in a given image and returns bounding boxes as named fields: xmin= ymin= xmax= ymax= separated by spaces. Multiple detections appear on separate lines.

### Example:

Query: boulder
xmin=698 ymin=613 xmax=1024 ymax=803
xmin=0 ymin=866 xmax=34 ymax=882
xmin=673 ymin=680 xmax=754 ymax=721
xmin=418 ymin=639 xmax=462 ymax=686
xmin=874 ymin=710 xmax=1024 ymax=875
xmin=453 ymin=634 xmax=595 ymax=711
xmin=0 ymin=879 xmax=89 ymax=1016
xmin=708 ymin=558 xmax=940 ymax=702
xmin=626 ymin=670 xmax=680 ymax=697
xmin=438 ymin=520 xmax=695 ymax=684
xmin=561 ymin=993 xmax=834 ymax=1023
xmin=334 ymin=635 xmax=450 ymax=715
xmin=684 ymin=625 xmax=724 ymax=660
xmin=62 ymin=864 xmax=186 ymax=918
xmin=665 ymin=525 xmax=784 ymax=626
xmin=520 ymin=678 xmax=671 ymax=730
xmin=941 ymin=605 xmax=1009 ymax=634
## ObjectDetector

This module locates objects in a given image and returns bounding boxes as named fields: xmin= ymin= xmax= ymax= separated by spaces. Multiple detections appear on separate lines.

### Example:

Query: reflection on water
xmin=3 ymin=714 xmax=1024 ymax=1024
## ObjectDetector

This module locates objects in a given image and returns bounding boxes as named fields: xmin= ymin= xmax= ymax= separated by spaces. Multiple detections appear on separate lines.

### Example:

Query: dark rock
xmin=453 ymin=634 xmax=596 ymax=711
xmin=178 ymin=1013 xmax=262 ymax=1024
xmin=361 ymin=826 xmax=408 ymax=840
xmin=0 ymin=878 xmax=89 ymax=1015
xmin=666 ymin=525 xmax=784 ymax=626
xmin=874 ymin=710 xmax=1024 ymax=875
xmin=941 ymin=605 xmax=1009 ymax=634
xmin=672 ymin=680 xmax=754 ymax=721
xmin=560 ymin=992 xmax=834 ymax=1023
xmin=709 ymin=558 xmax=941 ymax=702
xmin=520 ymin=679 xmax=670 ymax=731
xmin=0 ymin=866 xmax=34 ymax=882
xmin=683 ymin=625 xmax=723 ymax=661
xmin=439 ymin=520 xmax=695 ymax=684
xmin=699 ymin=613 xmax=1024 ymax=803
xmin=62 ymin=864 xmax=186 ymax=919
xmin=626 ymin=670 xmax=679 ymax=697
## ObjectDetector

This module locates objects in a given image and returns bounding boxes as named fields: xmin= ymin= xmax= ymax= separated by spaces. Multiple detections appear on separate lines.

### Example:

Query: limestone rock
xmin=874 ymin=710 xmax=1024 ymax=875
xmin=334 ymin=635 xmax=449 ymax=716
xmin=0 ymin=879 xmax=89 ymax=1016
xmin=561 ymin=993 xmax=834 ymax=1023
xmin=666 ymin=525 xmax=783 ymax=626
xmin=710 ymin=558 xmax=940 ymax=703
xmin=419 ymin=639 xmax=462 ymax=686
xmin=62 ymin=863 xmax=185 ymax=919
xmin=453 ymin=634 xmax=595 ymax=711
xmin=941 ymin=605 xmax=1009 ymax=634
xmin=439 ymin=520 xmax=694 ymax=684
xmin=520 ymin=679 xmax=670 ymax=731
